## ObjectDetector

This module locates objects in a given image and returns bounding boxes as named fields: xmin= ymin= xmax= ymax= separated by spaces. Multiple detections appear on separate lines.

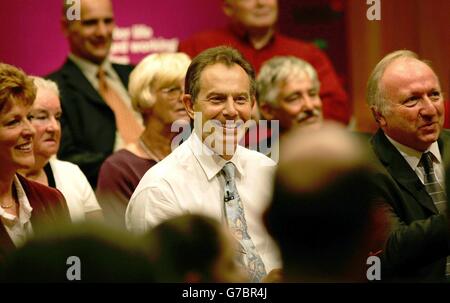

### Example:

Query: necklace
xmin=139 ymin=138 xmax=161 ymax=162
xmin=1 ymin=184 xmax=18 ymax=209
xmin=1 ymin=198 xmax=16 ymax=209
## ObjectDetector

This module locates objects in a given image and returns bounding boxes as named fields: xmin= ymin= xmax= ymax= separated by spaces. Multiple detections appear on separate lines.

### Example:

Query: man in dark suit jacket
xmin=367 ymin=50 xmax=450 ymax=281
xmin=47 ymin=0 xmax=139 ymax=187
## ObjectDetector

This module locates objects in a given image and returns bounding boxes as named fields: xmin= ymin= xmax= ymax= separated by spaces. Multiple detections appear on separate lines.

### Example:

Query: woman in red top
xmin=0 ymin=63 xmax=70 ymax=261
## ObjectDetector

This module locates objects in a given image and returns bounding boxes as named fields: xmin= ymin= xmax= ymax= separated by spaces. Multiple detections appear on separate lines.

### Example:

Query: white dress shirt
xmin=126 ymin=133 xmax=281 ymax=271
xmin=49 ymin=158 xmax=102 ymax=222
xmin=0 ymin=175 xmax=34 ymax=247
xmin=386 ymin=135 xmax=444 ymax=187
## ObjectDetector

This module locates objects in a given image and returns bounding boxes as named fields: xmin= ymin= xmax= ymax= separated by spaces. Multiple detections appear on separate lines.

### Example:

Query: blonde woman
xmin=96 ymin=52 xmax=191 ymax=228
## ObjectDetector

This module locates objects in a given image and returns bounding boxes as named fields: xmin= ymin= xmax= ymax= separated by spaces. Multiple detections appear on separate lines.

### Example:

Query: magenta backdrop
xmin=0 ymin=0 xmax=228 ymax=76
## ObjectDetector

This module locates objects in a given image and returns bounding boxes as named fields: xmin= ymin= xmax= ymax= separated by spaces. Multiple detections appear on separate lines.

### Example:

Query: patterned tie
xmin=222 ymin=162 xmax=267 ymax=282
xmin=420 ymin=152 xmax=447 ymax=214
xmin=97 ymin=67 xmax=143 ymax=145
xmin=420 ymin=152 xmax=450 ymax=276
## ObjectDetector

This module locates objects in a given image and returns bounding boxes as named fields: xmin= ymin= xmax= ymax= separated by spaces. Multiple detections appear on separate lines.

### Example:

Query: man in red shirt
xmin=179 ymin=0 xmax=350 ymax=125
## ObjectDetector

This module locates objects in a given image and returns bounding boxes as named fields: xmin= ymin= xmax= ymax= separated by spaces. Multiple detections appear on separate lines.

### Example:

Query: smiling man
xmin=257 ymin=56 xmax=323 ymax=134
xmin=126 ymin=46 xmax=281 ymax=282
xmin=367 ymin=50 xmax=450 ymax=281
xmin=47 ymin=0 xmax=141 ymax=188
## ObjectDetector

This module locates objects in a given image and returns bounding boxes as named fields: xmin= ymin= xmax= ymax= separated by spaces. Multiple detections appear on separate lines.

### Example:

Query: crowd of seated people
xmin=0 ymin=0 xmax=448 ymax=284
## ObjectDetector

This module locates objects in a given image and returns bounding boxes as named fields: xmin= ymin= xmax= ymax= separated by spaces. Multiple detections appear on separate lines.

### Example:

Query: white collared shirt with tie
xmin=386 ymin=135 xmax=449 ymax=275
xmin=126 ymin=133 xmax=281 ymax=273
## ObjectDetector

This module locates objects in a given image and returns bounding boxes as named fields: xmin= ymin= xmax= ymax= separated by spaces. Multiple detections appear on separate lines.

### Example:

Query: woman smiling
xmin=0 ymin=63 xmax=70 ymax=259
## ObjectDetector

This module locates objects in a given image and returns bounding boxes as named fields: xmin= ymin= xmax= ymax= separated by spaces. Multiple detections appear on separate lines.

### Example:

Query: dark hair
xmin=0 ymin=63 xmax=36 ymax=113
xmin=185 ymin=46 xmax=256 ymax=102
xmin=0 ymin=223 xmax=155 ymax=282
xmin=146 ymin=214 xmax=225 ymax=282
xmin=265 ymin=167 xmax=377 ymax=279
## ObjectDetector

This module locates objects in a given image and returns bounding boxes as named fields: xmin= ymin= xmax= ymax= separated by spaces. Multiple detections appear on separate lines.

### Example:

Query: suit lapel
xmin=372 ymin=129 xmax=438 ymax=214
xmin=60 ymin=59 xmax=107 ymax=108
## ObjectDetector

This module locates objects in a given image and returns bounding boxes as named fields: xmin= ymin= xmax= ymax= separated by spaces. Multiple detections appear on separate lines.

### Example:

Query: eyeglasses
xmin=160 ymin=86 xmax=184 ymax=100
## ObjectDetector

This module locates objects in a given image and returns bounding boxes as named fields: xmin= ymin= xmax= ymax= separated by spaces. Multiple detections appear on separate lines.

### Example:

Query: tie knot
xmin=97 ymin=67 xmax=108 ymax=90
xmin=222 ymin=162 xmax=236 ymax=181
xmin=421 ymin=152 xmax=435 ymax=174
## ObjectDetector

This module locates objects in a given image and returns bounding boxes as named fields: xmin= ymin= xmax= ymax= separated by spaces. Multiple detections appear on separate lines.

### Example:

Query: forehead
xmin=80 ymin=0 xmax=114 ymax=19
xmin=381 ymin=58 xmax=440 ymax=99
xmin=33 ymin=89 xmax=61 ymax=110
xmin=279 ymin=74 xmax=314 ymax=93
xmin=198 ymin=63 xmax=251 ymax=95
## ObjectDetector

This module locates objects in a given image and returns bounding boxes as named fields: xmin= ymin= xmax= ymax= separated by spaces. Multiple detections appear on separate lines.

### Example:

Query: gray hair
xmin=257 ymin=56 xmax=320 ymax=107
xmin=30 ymin=76 xmax=60 ymax=97
xmin=366 ymin=50 xmax=420 ymax=115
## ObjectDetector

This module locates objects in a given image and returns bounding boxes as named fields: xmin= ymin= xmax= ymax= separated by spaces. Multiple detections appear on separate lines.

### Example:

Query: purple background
xmin=0 ymin=0 xmax=228 ymax=76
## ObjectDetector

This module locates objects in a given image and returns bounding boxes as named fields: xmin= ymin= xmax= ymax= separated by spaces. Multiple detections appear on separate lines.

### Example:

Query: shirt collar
xmin=188 ymin=132 xmax=245 ymax=181
xmin=0 ymin=175 xmax=33 ymax=225
xmin=385 ymin=134 xmax=442 ymax=169
xmin=14 ymin=175 xmax=33 ymax=225
xmin=68 ymin=53 xmax=116 ymax=80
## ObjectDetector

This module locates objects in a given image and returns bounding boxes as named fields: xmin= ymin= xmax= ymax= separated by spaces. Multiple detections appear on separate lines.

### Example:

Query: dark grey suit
xmin=371 ymin=129 xmax=450 ymax=281
xmin=47 ymin=58 xmax=133 ymax=188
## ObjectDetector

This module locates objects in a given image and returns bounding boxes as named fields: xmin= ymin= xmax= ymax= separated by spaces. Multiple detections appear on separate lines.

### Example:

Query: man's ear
xmin=182 ymin=94 xmax=195 ymax=120
xmin=371 ymin=107 xmax=386 ymax=127
xmin=259 ymin=103 xmax=276 ymax=120
xmin=223 ymin=0 xmax=233 ymax=18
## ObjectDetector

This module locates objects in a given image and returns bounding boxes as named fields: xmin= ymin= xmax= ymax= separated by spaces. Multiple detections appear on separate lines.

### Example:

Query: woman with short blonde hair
xmin=96 ymin=52 xmax=191 ymax=229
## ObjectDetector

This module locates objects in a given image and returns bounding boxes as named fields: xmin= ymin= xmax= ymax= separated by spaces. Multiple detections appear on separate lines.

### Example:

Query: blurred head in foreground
xmin=0 ymin=222 xmax=155 ymax=282
xmin=146 ymin=214 xmax=247 ymax=283
xmin=264 ymin=122 xmax=388 ymax=282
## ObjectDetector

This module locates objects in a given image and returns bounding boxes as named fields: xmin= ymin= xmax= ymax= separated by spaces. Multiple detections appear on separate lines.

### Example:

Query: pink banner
xmin=0 ymin=0 xmax=227 ymax=76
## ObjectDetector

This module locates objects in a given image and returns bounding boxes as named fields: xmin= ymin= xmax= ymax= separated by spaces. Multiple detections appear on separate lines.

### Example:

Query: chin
xmin=14 ymin=158 xmax=35 ymax=170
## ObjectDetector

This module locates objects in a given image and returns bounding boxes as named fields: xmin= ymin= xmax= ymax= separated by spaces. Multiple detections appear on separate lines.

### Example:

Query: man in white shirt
xmin=367 ymin=50 xmax=450 ymax=281
xmin=126 ymin=46 xmax=281 ymax=281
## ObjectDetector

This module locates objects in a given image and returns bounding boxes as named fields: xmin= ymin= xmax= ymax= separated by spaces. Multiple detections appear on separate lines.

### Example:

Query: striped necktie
xmin=420 ymin=152 xmax=447 ymax=214
xmin=222 ymin=162 xmax=267 ymax=282
xmin=420 ymin=151 xmax=449 ymax=276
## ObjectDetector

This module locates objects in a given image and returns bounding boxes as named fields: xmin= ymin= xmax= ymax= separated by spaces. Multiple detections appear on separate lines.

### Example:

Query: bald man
xmin=367 ymin=50 xmax=450 ymax=281
xmin=48 ymin=0 xmax=141 ymax=188
xmin=178 ymin=0 xmax=350 ymax=125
